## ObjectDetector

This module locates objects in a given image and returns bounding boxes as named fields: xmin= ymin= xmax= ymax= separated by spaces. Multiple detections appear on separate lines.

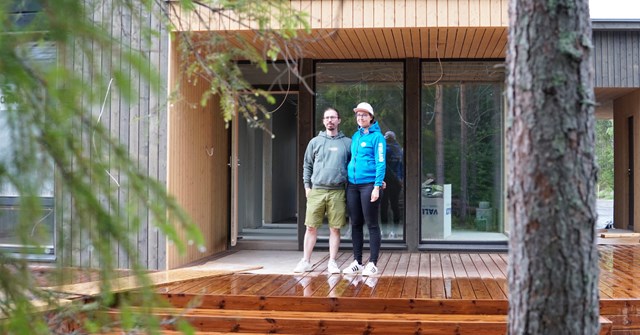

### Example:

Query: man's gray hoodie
xmin=303 ymin=131 xmax=351 ymax=190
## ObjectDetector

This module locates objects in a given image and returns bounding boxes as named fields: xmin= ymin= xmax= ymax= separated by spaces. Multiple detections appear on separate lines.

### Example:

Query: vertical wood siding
xmin=593 ymin=31 xmax=640 ymax=88
xmin=179 ymin=0 xmax=509 ymax=31
xmin=166 ymin=37 xmax=229 ymax=269
xmin=61 ymin=2 xmax=170 ymax=270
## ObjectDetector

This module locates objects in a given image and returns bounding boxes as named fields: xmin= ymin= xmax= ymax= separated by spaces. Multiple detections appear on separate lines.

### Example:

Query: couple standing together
xmin=294 ymin=102 xmax=386 ymax=276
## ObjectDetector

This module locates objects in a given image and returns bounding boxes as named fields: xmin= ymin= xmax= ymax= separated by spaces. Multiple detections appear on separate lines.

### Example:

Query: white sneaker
xmin=293 ymin=259 xmax=312 ymax=273
xmin=362 ymin=262 xmax=378 ymax=276
xmin=342 ymin=260 xmax=363 ymax=274
xmin=327 ymin=260 xmax=341 ymax=274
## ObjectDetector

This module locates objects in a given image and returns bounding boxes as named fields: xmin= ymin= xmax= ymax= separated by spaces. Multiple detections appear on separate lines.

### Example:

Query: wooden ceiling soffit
xmin=185 ymin=27 xmax=508 ymax=61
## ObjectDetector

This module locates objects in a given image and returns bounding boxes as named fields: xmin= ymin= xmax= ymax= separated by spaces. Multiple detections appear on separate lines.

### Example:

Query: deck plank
xmin=386 ymin=253 xmax=411 ymax=298
xmin=460 ymin=254 xmax=492 ymax=300
xmin=470 ymin=254 xmax=507 ymax=299
xmin=479 ymin=253 xmax=509 ymax=296
xmin=441 ymin=253 xmax=461 ymax=299
xmin=401 ymin=253 xmax=421 ymax=298
xmin=254 ymin=274 xmax=300 ymax=296
xmin=450 ymin=253 xmax=475 ymax=299
xmin=241 ymin=274 xmax=282 ymax=295
xmin=417 ymin=252 xmax=432 ymax=298
xmin=430 ymin=253 xmax=446 ymax=299
xmin=370 ymin=253 xmax=401 ymax=298
xmin=112 ymin=307 xmax=509 ymax=335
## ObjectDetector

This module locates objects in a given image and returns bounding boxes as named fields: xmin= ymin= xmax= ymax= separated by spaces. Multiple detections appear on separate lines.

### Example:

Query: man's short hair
xmin=324 ymin=107 xmax=340 ymax=119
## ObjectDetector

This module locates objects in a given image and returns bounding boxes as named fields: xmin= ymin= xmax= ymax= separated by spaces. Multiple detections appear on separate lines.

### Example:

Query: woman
xmin=342 ymin=102 xmax=386 ymax=276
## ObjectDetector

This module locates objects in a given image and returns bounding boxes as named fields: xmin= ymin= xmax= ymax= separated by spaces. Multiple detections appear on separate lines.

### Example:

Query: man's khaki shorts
xmin=304 ymin=188 xmax=347 ymax=229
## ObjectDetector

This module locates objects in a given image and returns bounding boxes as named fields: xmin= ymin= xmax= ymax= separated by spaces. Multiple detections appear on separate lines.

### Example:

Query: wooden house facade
xmin=3 ymin=1 xmax=638 ymax=270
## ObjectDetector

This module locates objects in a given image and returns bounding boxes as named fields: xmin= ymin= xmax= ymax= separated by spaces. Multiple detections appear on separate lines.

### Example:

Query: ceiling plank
xmin=482 ymin=28 xmax=503 ymax=58
xmin=428 ymin=28 xmax=439 ymax=59
xmin=353 ymin=28 xmax=380 ymax=59
xmin=366 ymin=28 xmax=390 ymax=58
xmin=420 ymin=28 xmax=430 ymax=59
xmin=392 ymin=29 xmax=407 ymax=59
xmin=382 ymin=28 xmax=399 ymax=58
xmin=444 ymin=28 xmax=457 ymax=58
xmin=336 ymin=29 xmax=364 ymax=59
xmin=467 ymin=28 xmax=486 ymax=58
xmin=459 ymin=29 xmax=477 ymax=58
xmin=318 ymin=30 xmax=348 ymax=59
xmin=402 ymin=28 xmax=416 ymax=58
xmin=452 ymin=29 xmax=468 ymax=58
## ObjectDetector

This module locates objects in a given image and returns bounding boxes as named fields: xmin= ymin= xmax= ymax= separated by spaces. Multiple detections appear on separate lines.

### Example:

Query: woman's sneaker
xmin=362 ymin=262 xmax=378 ymax=276
xmin=342 ymin=260 xmax=363 ymax=274
xmin=327 ymin=260 xmax=341 ymax=274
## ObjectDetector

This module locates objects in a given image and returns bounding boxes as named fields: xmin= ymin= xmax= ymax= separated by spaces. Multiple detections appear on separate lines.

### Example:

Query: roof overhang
xmin=592 ymin=19 xmax=640 ymax=31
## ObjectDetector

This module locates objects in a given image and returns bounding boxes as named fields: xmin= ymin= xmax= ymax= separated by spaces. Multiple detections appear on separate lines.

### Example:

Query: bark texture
xmin=506 ymin=0 xmax=600 ymax=334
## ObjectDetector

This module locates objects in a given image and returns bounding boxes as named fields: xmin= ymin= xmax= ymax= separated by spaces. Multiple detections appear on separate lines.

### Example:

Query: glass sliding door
xmin=420 ymin=61 xmax=506 ymax=242
xmin=315 ymin=62 xmax=405 ymax=241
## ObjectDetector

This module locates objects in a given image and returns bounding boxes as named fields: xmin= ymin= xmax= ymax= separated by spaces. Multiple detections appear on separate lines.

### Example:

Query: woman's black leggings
xmin=346 ymin=182 xmax=382 ymax=265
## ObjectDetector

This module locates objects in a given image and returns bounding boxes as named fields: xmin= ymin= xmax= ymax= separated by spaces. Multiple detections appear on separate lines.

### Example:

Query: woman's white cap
xmin=353 ymin=102 xmax=374 ymax=116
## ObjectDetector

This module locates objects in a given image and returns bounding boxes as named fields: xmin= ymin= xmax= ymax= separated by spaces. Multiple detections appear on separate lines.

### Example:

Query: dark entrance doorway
xmin=233 ymin=93 xmax=299 ymax=248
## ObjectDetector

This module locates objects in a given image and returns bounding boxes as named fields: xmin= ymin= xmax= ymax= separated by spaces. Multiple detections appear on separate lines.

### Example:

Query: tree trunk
xmin=506 ymin=0 xmax=600 ymax=334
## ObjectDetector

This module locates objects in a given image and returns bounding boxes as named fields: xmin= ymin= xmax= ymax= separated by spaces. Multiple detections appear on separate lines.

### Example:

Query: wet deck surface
xmin=157 ymin=243 xmax=639 ymax=301
xmin=141 ymin=243 xmax=640 ymax=334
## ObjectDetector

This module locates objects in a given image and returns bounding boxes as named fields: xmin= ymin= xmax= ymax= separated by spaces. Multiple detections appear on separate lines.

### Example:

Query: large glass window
xmin=315 ymin=62 xmax=405 ymax=241
xmin=595 ymin=119 xmax=613 ymax=229
xmin=420 ymin=61 xmax=506 ymax=242
xmin=0 ymin=42 xmax=56 ymax=256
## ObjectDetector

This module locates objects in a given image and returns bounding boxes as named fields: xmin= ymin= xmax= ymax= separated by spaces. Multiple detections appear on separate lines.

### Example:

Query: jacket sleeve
xmin=302 ymin=139 xmax=315 ymax=189
xmin=374 ymin=134 xmax=386 ymax=187
xmin=345 ymin=138 xmax=352 ymax=163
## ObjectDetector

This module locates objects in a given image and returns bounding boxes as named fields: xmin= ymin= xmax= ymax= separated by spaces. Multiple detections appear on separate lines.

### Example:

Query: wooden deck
xmin=158 ymin=251 xmax=509 ymax=299
xmin=158 ymin=244 xmax=639 ymax=299
xmin=121 ymin=243 xmax=640 ymax=334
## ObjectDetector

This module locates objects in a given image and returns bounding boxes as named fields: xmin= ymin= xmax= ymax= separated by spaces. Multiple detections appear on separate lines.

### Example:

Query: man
xmin=294 ymin=108 xmax=351 ymax=274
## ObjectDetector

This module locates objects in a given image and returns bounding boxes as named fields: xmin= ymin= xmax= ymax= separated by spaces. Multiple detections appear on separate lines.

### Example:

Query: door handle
xmin=228 ymin=157 xmax=241 ymax=167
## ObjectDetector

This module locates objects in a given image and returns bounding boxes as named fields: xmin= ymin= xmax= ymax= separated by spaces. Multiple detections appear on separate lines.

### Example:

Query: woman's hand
xmin=370 ymin=186 xmax=380 ymax=202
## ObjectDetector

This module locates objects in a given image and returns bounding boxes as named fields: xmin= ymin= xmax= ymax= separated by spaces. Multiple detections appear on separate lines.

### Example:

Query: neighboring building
xmin=3 ymin=1 xmax=639 ymax=269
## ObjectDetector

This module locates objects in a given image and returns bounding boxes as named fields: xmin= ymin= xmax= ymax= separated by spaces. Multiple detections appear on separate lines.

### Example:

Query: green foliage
xmin=174 ymin=0 xmax=310 ymax=129
xmin=595 ymin=119 xmax=614 ymax=199
xmin=0 ymin=0 xmax=308 ymax=333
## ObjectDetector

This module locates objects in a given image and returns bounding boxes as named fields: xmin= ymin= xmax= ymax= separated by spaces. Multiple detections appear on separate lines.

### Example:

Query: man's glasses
xmin=323 ymin=116 xmax=339 ymax=120
xmin=356 ymin=113 xmax=370 ymax=118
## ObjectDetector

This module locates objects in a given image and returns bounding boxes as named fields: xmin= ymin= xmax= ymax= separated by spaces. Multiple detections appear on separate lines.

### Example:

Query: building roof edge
xmin=592 ymin=19 xmax=640 ymax=31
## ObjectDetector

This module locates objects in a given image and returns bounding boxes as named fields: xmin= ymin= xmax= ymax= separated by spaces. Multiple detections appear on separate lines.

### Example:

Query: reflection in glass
xmin=314 ymin=62 xmax=405 ymax=241
xmin=421 ymin=61 xmax=506 ymax=242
